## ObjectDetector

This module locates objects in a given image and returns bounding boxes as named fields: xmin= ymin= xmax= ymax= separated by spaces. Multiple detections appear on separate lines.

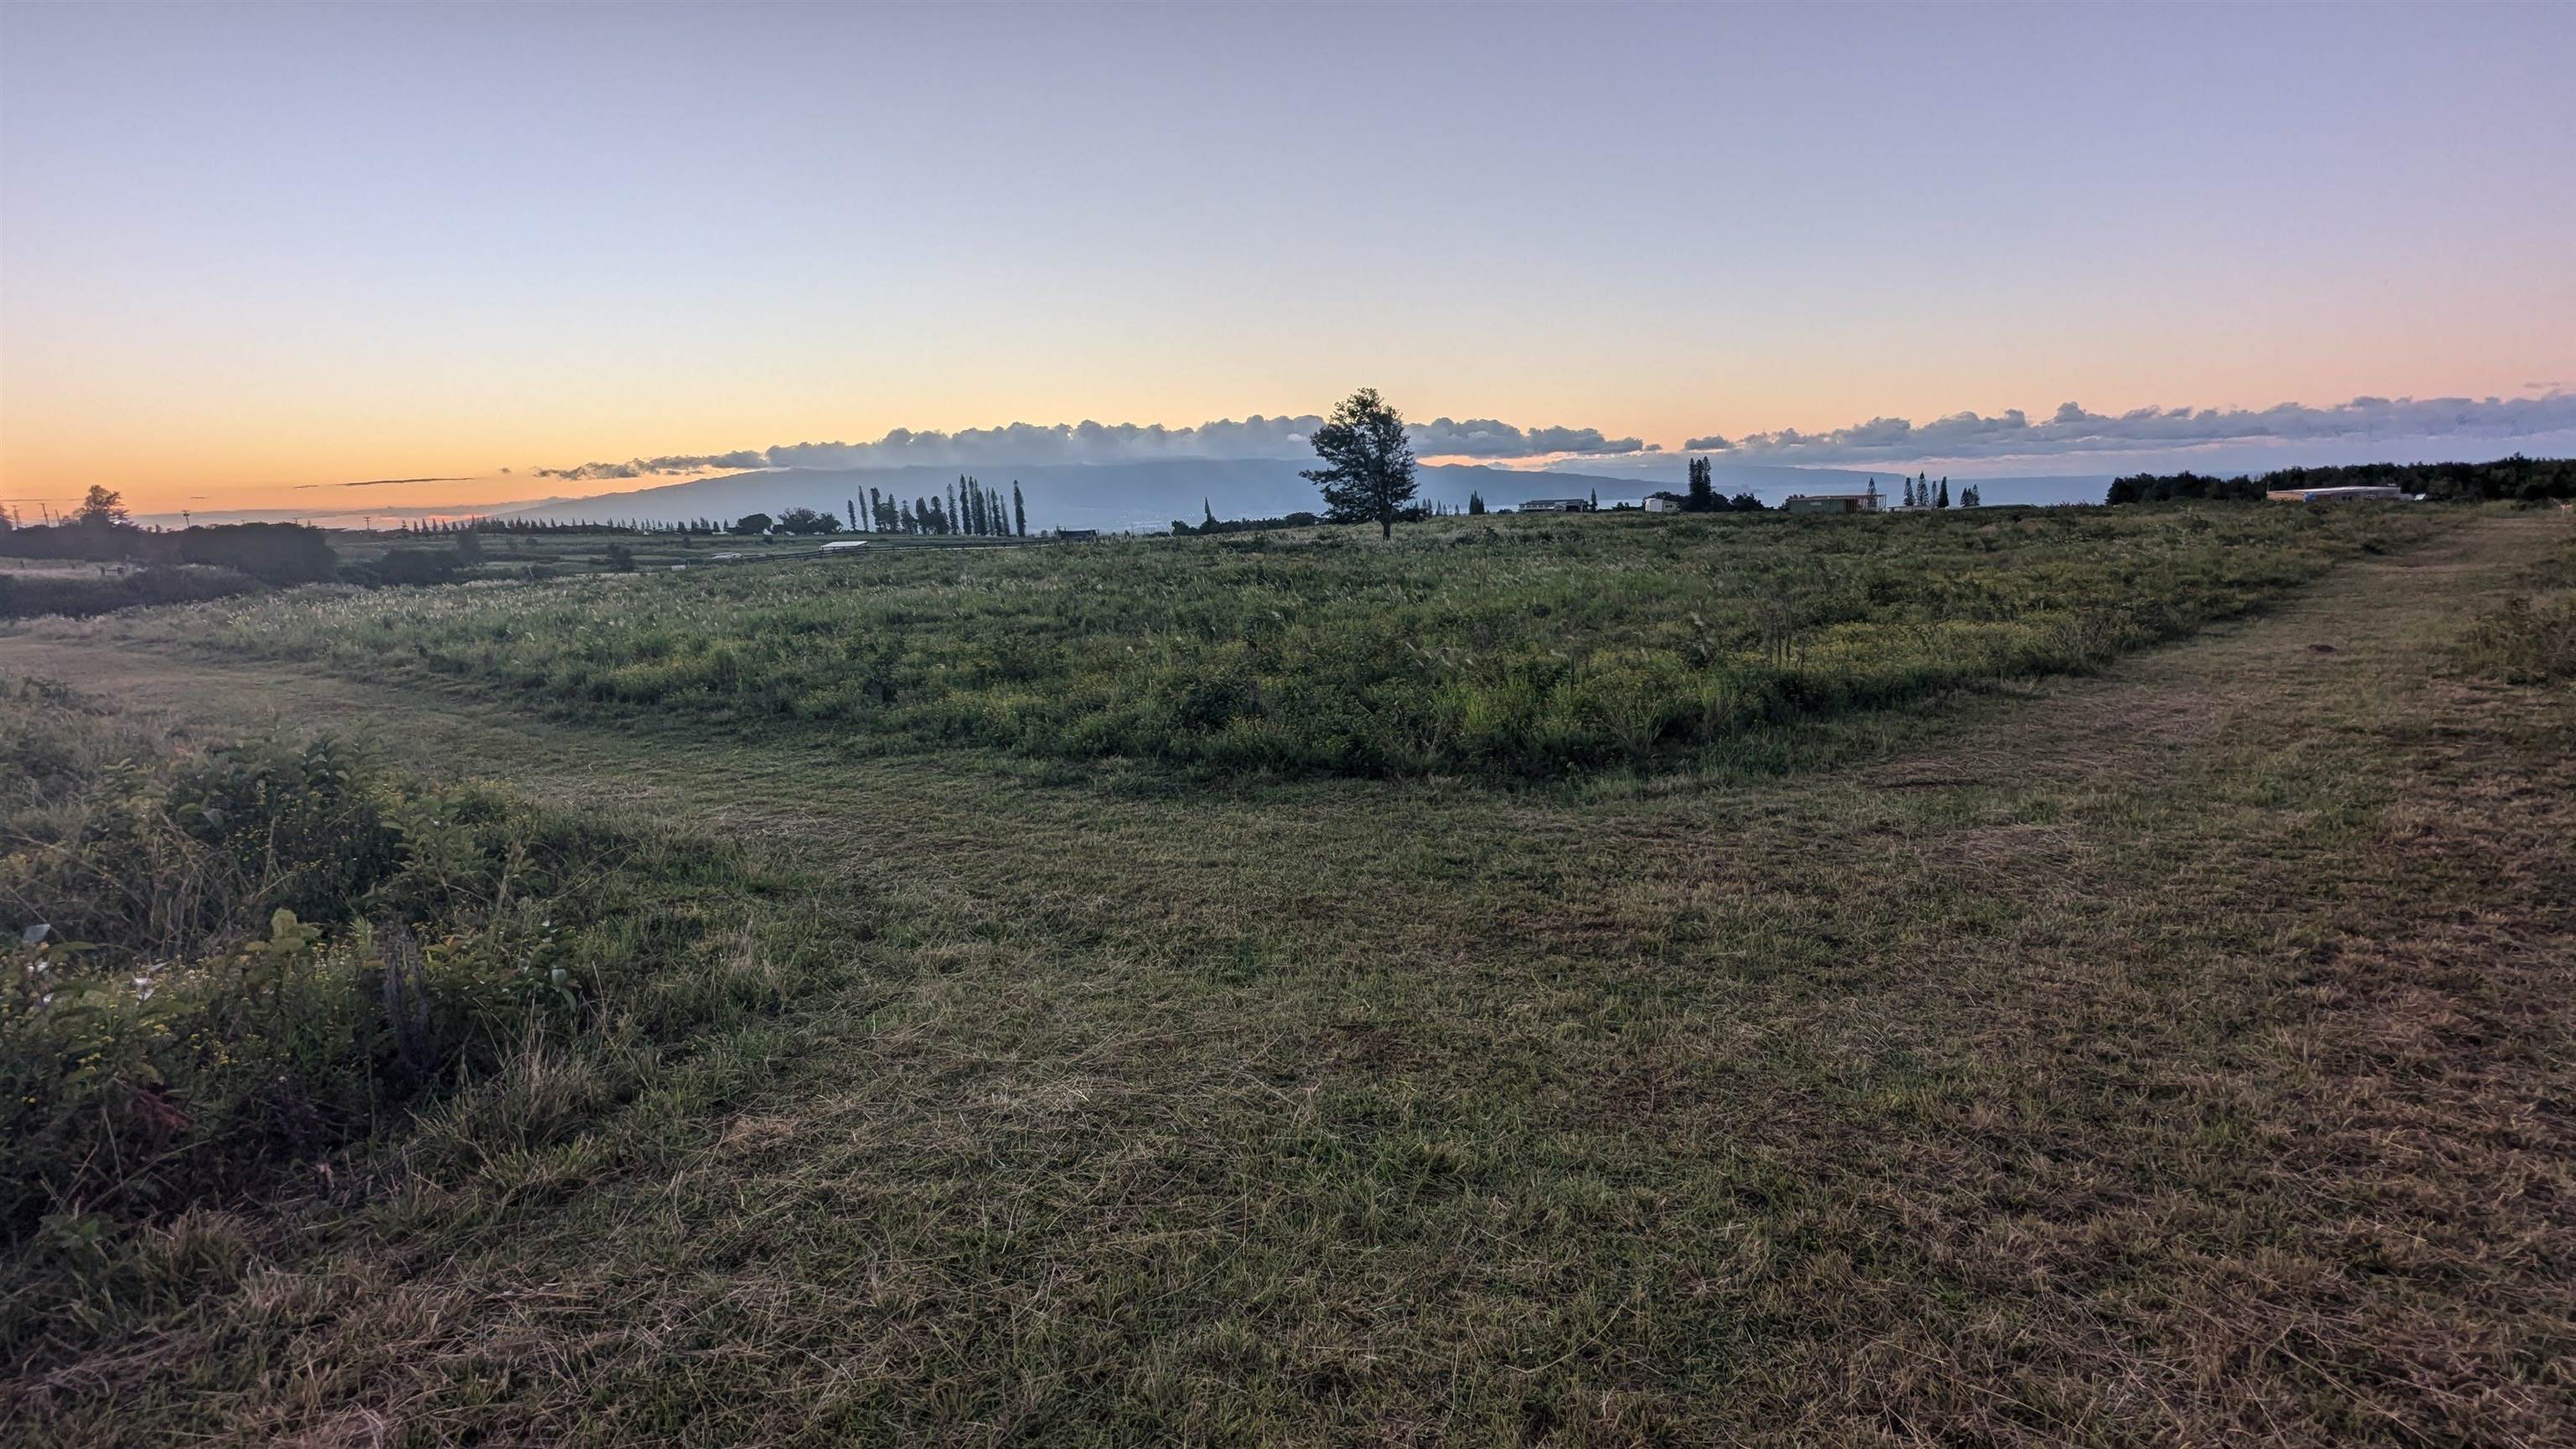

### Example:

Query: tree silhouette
xmin=1301 ymin=387 xmax=1419 ymax=539
xmin=1687 ymin=457 xmax=1716 ymax=512
xmin=75 ymin=485 xmax=129 ymax=528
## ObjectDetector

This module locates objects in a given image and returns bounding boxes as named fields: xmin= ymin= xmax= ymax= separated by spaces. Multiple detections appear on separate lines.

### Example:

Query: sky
xmin=3 ymin=2 xmax=2572 ymax=518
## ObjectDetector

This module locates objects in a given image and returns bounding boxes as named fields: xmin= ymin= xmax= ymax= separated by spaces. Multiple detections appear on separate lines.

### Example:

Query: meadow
xmin=3 ymin=507 xmax=2568 ymax=1446
xmin=73 ymin=505 xmax=2446 ymax=779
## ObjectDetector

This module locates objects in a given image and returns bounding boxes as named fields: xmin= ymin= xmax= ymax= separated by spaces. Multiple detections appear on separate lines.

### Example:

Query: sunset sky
xmin=3 ymin=3 xmax=2571 ymax=518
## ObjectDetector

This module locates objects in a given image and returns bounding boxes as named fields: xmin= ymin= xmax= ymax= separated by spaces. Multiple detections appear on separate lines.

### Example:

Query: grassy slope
xmin=44 ymin=506 xmax=2446 ymax=778
xmin=1 ymin=513 xmax=2570 ymax=1445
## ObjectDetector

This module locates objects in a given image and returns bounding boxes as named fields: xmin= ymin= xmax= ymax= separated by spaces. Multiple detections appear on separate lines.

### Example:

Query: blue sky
xmin=3 ymin=2 xmax=2570 ymax=512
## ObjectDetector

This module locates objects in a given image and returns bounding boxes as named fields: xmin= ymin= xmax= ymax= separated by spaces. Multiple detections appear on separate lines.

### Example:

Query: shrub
xmin=0 ymin=566 xmax=262 ymax=620
xmin=0 ymin=681 xmax=798 ymax=1249
xmin=2461 ymin=594 xmax=2576 ymax=683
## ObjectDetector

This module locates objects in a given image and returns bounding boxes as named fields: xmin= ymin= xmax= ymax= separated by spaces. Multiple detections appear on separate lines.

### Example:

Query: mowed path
xmin=4 ymin=513 xmax=2571 ymax=1446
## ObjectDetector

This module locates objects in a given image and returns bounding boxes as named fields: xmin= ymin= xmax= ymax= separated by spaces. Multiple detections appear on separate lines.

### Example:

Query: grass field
xmin=2 ymin=507 xmax=2570 ymax=1446
xmin=60 ymin=506 xmax=2444 ymax=779
xmin=328 ymin=524 xmax=1039 ymax=578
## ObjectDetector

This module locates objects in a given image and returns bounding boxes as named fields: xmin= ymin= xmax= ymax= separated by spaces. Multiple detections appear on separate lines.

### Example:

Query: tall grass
xmin=65 ymin=505 xmax=2448 ymax=778
xmin=2459 ymin=522 xmax=2576 ymax=683
xmin=0 ymin=678 xmax=839 ymax=1363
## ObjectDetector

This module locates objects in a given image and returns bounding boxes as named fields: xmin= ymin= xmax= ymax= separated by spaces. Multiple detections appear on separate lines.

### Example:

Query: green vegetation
xmin=0 ymin=563 xmax=264 ymax=620
xmin=2460 ymin=526 xmax=2576 ymax=683
xmin=66 ymin=505 xmax=2446 ymax=781
xmin=2107 ymin=454 xmax=2576 ymax=504
xmin=0 ymin=678 xmax=844 ymax=1381
xmin=2 ymin=511 xmax=2567 ymax=1445
xmin=1301 ymin=386 xmax=1421 ymax=538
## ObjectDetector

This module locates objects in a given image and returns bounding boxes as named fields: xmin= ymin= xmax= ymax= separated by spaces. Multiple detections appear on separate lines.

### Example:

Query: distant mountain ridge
xmin=494 ymin=459 xmax=1920 ymax=531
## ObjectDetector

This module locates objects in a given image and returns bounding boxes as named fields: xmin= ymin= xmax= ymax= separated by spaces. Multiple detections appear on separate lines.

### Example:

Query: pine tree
xmin=1687 ymin=456 xmax=1716 ymax=512
xmin=1012 ymin=481 xmax=1027 ymax=537
xmin=1936 ymin=477 xmax=1950 ymax=509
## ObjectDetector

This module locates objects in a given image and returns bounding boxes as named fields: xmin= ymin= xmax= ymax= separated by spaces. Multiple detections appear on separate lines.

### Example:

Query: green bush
xmin=0 ymin=681 xmax=799 ymax=1248
xmin=2461 ymin=594 xmax=2576 ymax=683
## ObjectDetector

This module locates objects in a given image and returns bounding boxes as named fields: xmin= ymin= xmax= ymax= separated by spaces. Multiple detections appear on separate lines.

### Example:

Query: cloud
xmin=1701 ymin=392 xmax=2576 ymax=465
xmin=293 ymin=475 xmax=475 ymax=489
xmin=535 ymin=412 xmax=1648 ymax=479
xmin=1407 ymin=418 xmax=1647 ymax=458
xmin=1683 ymin=434 xmax=1733 ymax=451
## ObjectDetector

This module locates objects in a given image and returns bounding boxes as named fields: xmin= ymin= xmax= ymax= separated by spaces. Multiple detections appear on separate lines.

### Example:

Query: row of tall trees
xmin=854 ymin=477 xmax=1028 ymax=537
xmin=1898 ymin=474 xmax=1977 ymax=508
xmin=382 ymin=476 xmax=1039 ymax=539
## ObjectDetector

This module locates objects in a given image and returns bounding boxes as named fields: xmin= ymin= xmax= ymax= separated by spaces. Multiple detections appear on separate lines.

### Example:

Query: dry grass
xmin=0 ymin=512 xmax=2568 ymax=1446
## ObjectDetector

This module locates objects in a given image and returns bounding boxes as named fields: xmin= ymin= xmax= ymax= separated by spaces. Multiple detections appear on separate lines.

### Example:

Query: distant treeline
xmin=2107 ymin=455 xmax=2576 ymax=506
xmin=1174 ymin=496 xmax=1493 ymax=537
xmin=0 ymin=517 xmax=337 ymax=583
xmin=396 ymin=517 xmax=713 ymax=535
xmin=1646 ymin=458 xmax=1774 ymax=514
xmin=1173 ymin=507 xmax=1322 ymax=536
xmin=0 ymin=514 xmax=337 ymax=619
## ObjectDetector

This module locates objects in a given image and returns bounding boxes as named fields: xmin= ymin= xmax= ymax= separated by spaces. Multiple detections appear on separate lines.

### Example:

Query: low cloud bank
xmin=532 ymin=392 xmax=2575 ymax=483
xmin=535 ymin=414 xmax=1648 ymax=480
xmin=1696 ymin=393 xmax=2576 ymax=465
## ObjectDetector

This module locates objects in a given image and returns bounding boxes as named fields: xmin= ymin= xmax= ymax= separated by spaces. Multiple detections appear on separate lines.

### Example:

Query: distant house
xmin=1520 ymin=498 xmax=1593 ymax=513
xmin=1781 ymin=485 xmax=1883 ymax=515
xmin=2264 ymin=486 xmax=2407 ymax=503
xmin=1643 ymin=491 xmax=1685 ymax=513
xmin=1052 ymin=527 xmax=1101 ymax=542
xmin=819 ymin=539 xmax=869 ymax=553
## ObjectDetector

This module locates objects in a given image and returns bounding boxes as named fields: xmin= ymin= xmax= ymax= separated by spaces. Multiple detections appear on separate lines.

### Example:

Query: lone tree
xmin=75 ymin=485 xmax=130 ymax=528
xmin=1302 ymin=387 xmax=1418 ymax=539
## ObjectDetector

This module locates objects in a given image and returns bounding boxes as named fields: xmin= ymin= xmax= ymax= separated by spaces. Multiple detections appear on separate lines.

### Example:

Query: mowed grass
xmin=1 ymin=511 xmax=2568 ymax=1446
xmin=61 ymin=505 xmax=2447 ymax=779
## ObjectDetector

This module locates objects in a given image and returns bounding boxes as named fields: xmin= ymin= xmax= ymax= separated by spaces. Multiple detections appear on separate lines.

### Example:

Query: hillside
xmin=494 ymin=459 xmax=1907 ymax=531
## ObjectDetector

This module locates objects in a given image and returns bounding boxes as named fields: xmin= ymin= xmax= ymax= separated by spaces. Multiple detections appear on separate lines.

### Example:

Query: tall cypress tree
xmin=1012 ymin=481 xmax=1026 ymax=537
